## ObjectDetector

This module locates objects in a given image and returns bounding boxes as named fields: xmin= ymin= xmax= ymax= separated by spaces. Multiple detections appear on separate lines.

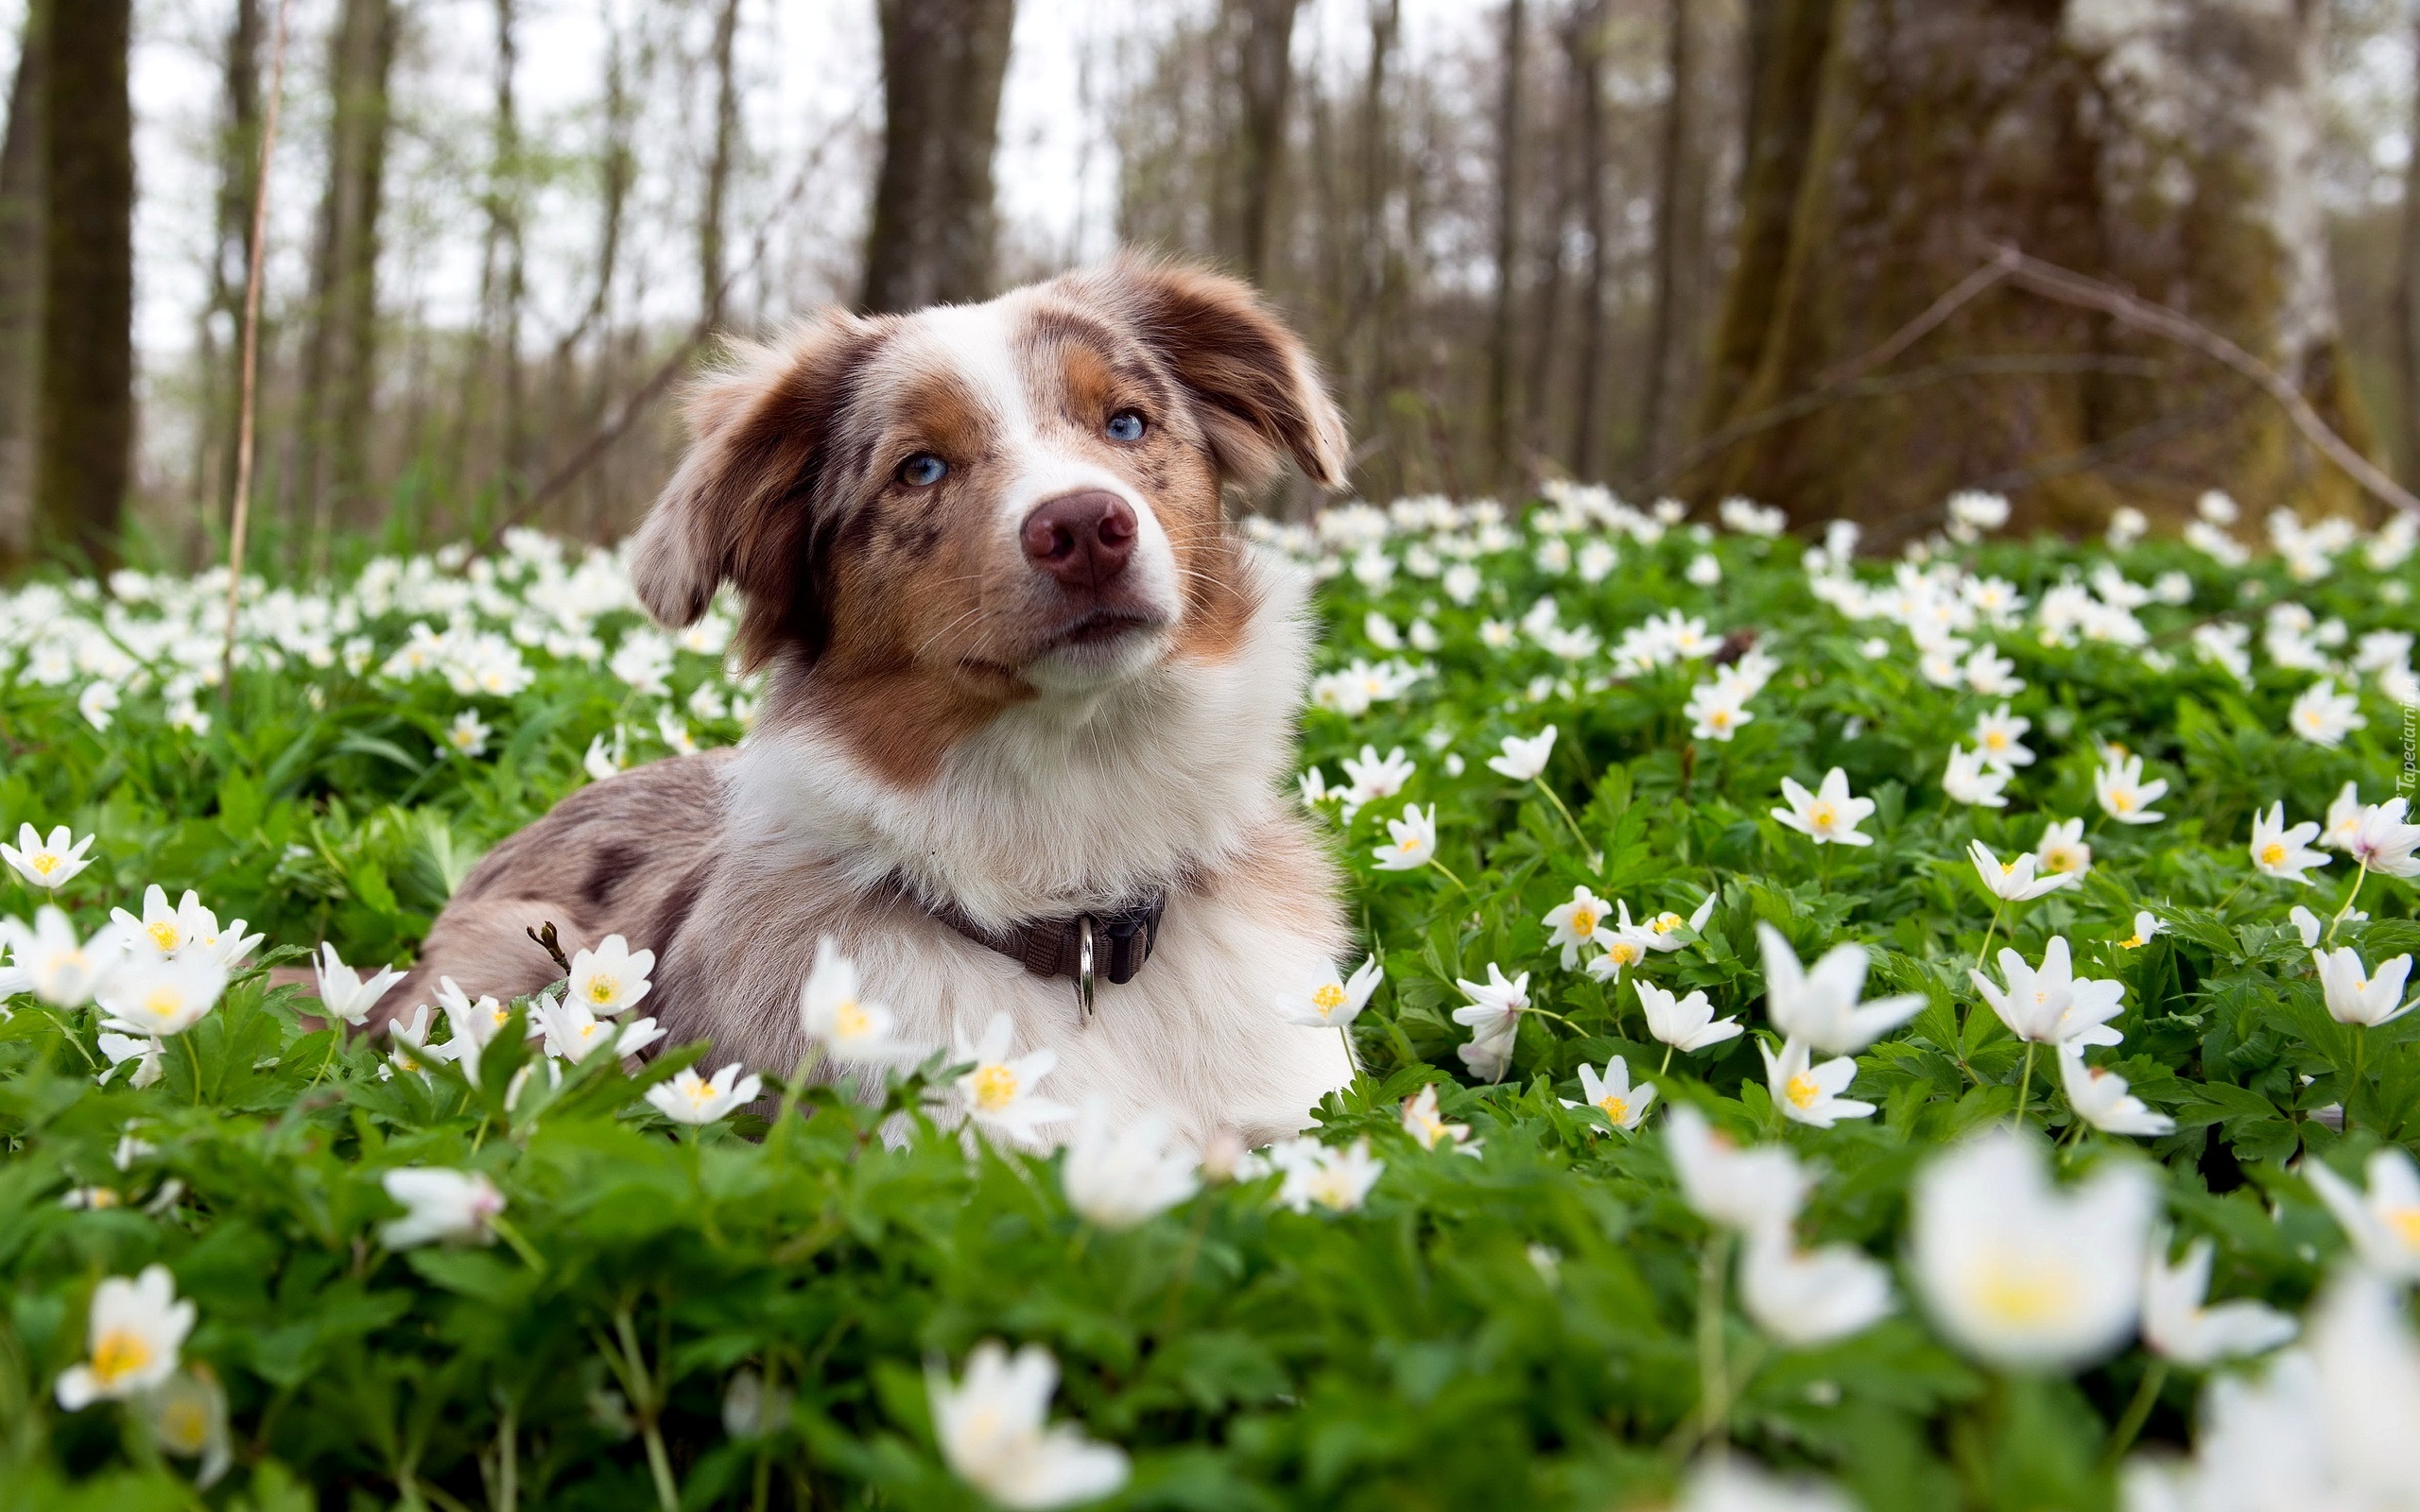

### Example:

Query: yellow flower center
xmin=1710 ymin=710 xmax=1732 ymax=729
xmin=684 ymin=1079 xmax=718 ymax=1107
xmin=2044 ymin=849 xmax=2076 ymax=872
xmin=1653 ymin=914 xmax=1683 ymax=935
xmin=85 ymin=1188 xmax=122 ymax=1208
xmin=147 ymin=921 xmax=180 ymax=952
xmin=1399 ymin=836 xmax=1421 ymax=852
xmin=1597 ymin=1094 xmax=1629 ymax=1124
xmin=156 ymin=1399 xmax=210 ymax=1452
xmin=832 ymin=998 xmax=873 ymax=1040
xmin=2112 ymin=792 xmax=2135 ymax=813
xmin=1970 ymin=1258 xmax=2073 ymax=1326
xmin=2001 ymin=862 xmax=2018 ymax=875
xmin=1311 ymin=983 xmax=1347 ymax=1016
xmin=2386 ymin=1208 xmax=2420 ymax=1249
xmin=1984 ymin=731 xmax=2007 ymax=750
xmin=2260 ymin=843 xmax=2287 ymax=867
xmin=2120 ymin=935 xmax=2145 ymax=949
xmin=1809 ymin=801 xmax=1838 ymax=830
xmin=32 ymin=851 xmax=59 ymax=875
xmin=143 ymin=985 xmax=183 ymax=1021
xmin=1786 ymin=1074 xmax=1821 ymax=1109
xmin=1569 ymin=908 xmax=1598 ymax=936
xmin=90 ymin=1328 xmax=154 ymax=1388
xmin=585 ymin=974 xmax=617 ymax=1005
xmin=1611 ymin=941 xmax=1641 ymax=966
xmin=970 ymin=1064 xmax=1019 ymax=1112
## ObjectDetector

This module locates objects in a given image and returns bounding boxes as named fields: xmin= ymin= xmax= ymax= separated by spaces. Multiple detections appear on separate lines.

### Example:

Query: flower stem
xmin=2012 ymin=1041 xmax=2037 ymax=1132
xmin=1660 ymin=1043 xmax=1675 ymax=1076
xmin=1534 ymin=779 xmax=1599 ymax=868
xmin=1975 ymin=899 xmax=2008 ymax=970
xmin=2324 ymin=861 xmax=2370 ymax=945
xmin=2099 ymin=1358 xmax=2169 ymax=1471
xmin=2345 ymin=1029 xmax=2366 ymax=1135
xmin=1694 ymin=1233 xmax=1733 ymax=1448
xmin=1427 ymin=856 xmax=1469 ymax=891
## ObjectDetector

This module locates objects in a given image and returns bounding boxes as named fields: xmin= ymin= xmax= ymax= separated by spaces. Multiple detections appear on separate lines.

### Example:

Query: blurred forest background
xmin=4 ymin=0 xmax=2420 ymax=577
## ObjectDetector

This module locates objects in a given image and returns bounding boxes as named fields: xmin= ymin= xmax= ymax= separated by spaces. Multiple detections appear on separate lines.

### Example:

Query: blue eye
xmin=1105 ymin=410 xmax=1146 ymax=442
xmin=899 ymin=453 xmax=947 ymax=487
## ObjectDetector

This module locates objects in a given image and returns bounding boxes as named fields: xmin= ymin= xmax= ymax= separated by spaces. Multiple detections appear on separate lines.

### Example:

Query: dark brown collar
xmin=905 ymin=880 xmax=1167 ymax=1021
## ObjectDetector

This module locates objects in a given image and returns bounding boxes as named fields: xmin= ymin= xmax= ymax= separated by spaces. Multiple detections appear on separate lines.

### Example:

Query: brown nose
xmin=1021 ymin=490 xmax=1137 ymax=590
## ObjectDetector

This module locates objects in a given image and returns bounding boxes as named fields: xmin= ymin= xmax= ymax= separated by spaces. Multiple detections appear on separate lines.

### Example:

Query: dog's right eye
xmin=898 ymin=453 xmax=948 ymax=488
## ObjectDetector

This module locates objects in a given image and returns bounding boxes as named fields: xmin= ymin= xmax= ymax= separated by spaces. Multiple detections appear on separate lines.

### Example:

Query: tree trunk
xmin=1220 ymin=0 xmax=1302 ymax=284
xmin=0 ymin=5 xmax=46 ymax=573
xmin=1688 ymin=0 xmax=2375 ymax=537
xmin=699 ymin=0 xmax=742 ymax=328
xmin=1486 ymin=0 xmax=1526 ymax=489
xmin=34 ymin=0 xmax=131 ymax=573
xmin=1564 ymin=0 xmax=1610 ymax=480
xmin=860 ymin=0 xmax=1017 ymax=314
xmin=297 ymin=0 xmax=395 ymax=561
xmin=478 ymin=0 xmax=527 ymax=510
xmin=1638 ymin=0 xmax=1707 ymax=478
xmin=2397 ymin=10 xmax=2420 ymax=488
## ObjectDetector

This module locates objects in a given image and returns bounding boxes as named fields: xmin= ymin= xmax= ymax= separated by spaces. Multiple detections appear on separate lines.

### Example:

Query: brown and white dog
xmin=387 ymin=256 xmax=1357 ymax=1148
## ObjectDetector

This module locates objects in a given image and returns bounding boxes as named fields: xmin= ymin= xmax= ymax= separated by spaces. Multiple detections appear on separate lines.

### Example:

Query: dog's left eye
xmin=1105 ymin=410 xmax=1147 ymax=443
xmin=898 ymin=453 xmax=948 ymax=488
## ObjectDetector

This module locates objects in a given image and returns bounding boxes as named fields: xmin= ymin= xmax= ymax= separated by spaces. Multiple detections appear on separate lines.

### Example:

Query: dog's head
xmin=631 ymin=256 xmax=1346 ymax=721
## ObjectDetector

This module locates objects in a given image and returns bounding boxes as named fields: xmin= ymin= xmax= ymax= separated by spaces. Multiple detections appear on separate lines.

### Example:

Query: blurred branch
xmin=219 ymin=0 xmax=290 ymax=695
xmin=1985 ymin=240 xmax=2420 ymax=520
xmin=475 ymin=97 xmax=869 ymax=553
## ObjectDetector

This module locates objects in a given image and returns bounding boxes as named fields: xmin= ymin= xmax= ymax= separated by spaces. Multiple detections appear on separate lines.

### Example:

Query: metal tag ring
xmin=1076 ymin=915 xmax=1097 ymax=1023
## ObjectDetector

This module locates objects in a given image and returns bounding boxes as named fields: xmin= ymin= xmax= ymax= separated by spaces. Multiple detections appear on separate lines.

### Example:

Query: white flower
xmin=2302 ymin=1146 xmax=2420 ymax=1281
xmin=2197 ymin=490 xmax=2239 ymax=524
xmin=2289 ymin=904 xmax=2327 ymax=948
xmin=2320 ymin=782 xmax=2365 ymax=852
xmin=2034 ymin=817 xmax=2093 ymax=879
xmin=646 ymin=1062 xmax=762 ymax=1125
xmin=1062 ymin=1101 xmax=1200 ymax=1227
xmin=1971 ymin=936 xmax=2126 ymax=1047
xmin=442 ymin=709 xmax=492 ymax=758
xmin=1685 ymin=681 xmax=1754 ymax=742
xmin=2120 ymin=910 xmax=2163 ymax=950
xmin=1561 ymin=1056 xmax=1655 ymax=1132
xmin=1296 ymin=765 xmax=1333 ymax=808
xmin=1582 ymin=902 xmax=1654 ymax=983
xmin=1963 ymin=645 xmax=2026 ymax=696
xmin=1771 ymin=768 xmax=1876 ymax=847
xmin=2 ymin=823 xmax=95 ymax=889
xmin=1969 ymin=839 xmax=2078 ymax=902
xmin=2095 ymin=752 xmax=2169 ymax=825
xmin=2343 ymin=796 xmax=2420 ymax=878
xmin=1372 ymin=803 xmax=1437 ymax=871
xmin=2288 ymin=679 xmax=2365 ymax=748
xmin=2142 ymin=1234 xmax=2295 ymax=1366
xmin=954 ymin=1012 xmax=1074 ymax=1144
xmin=529 ymin=991 xmax=664 ymax=1062
xmin=1679 ymin=1457 xmax=1858 ymax=1512
xmin=1485 ymin=726 xmax=1557 ymax=782
xmin=111 ymin=885 xmax=257 ymax=967
xmin=1685 ymin=553 xmax=1722 ymax=586
xmin=53 ymin=1265 xmax=195 ymax=1410
xmin=1452 ymin=963 xmax=1530 ymax=1081
xmin=2310 ymin=946 xmax=2415 ymax=1027
xmin=2248 ymin=803 xmax=2331 ymax=884
xmin=78 ymin=680 xmax=118 ymax=729
xmin=144 ymin=1365 xmax=233 ymax=1487
xmin=2108 ymin=506 xmax=2148 ymax=547
xmin=582 ymin=730 xmax=627 ymax=782
xmin=1756 ymin=923 xmax=1923 ymax=1055
xmin=565 ymin=934 xmax=653 ymax=1016
xmin=1972 ymin=705 xmax=2034 ymax=770
xmin=927 ymin=1342 xmax=1130 ymax=1511
xmin=1761 ymin=1038 xmax=1874 ymax=1127
xmin=95 ymin=1032 xmax=162 ymax=1089
xmin=1542 ymin=885 xmax=1612 ymax=969
xmin=1641 ymin=894 xmax=1719 ymax=950
xmin=1270 ymin=1137 xmax=1385 ymax=1213
xmin=1339 ymin=744 xmax=1416 ymax=810
xmin=1910 ymin=1132 xmax=2156 ymax=1369
xmin=1275 ymin=954 xmax=1383 ymax=1028
xmin=1946 ymin=489 xmax=2011 ymax=539
xmin=5 ymin=907 xmax=121 ymax=1007
xmin=1664 ymin=1105 xmax=1809 ymax=1237
xmin=2058 ymin=1042 xmax=2174 ymax=1138
xmin=1401 ymin=1083 xmax=1479 ymax=1151
xmin=799 ymin=939 xmax=925 ymax=1066
xmin=1943 ymin=746 xmax=2013 ymax=809
xmin=1637 ymin=978 xmax=1745 ymax=1054
xmin=311 ymin=943 xmax=404 ymax=1027
xmin=95 ymin=955 xmax=227 ymax=1038
xmin=1740 ymin=1230 xmax=1895 ymax=1348
xmin=379 ymin=1168 xmax=506 ymax=1248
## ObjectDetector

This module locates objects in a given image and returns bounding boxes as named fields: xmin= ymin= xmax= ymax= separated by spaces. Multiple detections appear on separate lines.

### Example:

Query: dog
xmin=385 ymin=255 xmax=1359 ymax=1149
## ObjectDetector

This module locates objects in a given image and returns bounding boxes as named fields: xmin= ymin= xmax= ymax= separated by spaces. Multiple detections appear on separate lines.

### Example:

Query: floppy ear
xmin=1098 ymin=254 xmax=1350 ymax=490
xmin=630 ymin=311 xmax=875 ymax=650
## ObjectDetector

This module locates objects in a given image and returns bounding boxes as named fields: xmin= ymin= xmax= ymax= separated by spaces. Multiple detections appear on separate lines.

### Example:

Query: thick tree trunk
xmin=1486 ymin=0 xmax=1526 ymax=489
xmin=0 ymin=6 xmax=46 ymax=573
xmin=297 ymin=0 xmax=395 ymax=558
xmin=194 ymin=0 xmax=261 ymax=563
xmin=699 ymin=0 xmax=742 ymax=328
xmin=860 ymin=0 xmax=1017 ymax=314
xmin=1564 ymin=0 xmax=1610 ymax=480
xmin=1689 ymin=0 xmax=2374 ymax=537
xmin=1220 ymin=0 xmax=1302 ymax=284
xmin=1638 ymin=0 xmax=1708 ymax=477
xmin=478 ymin=0 xmax=527 ymax=508
xmin=34 ymin=0 xmax=131 ymax=573
xmin=2397 ymin=11 xmax=2420 ymax=488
